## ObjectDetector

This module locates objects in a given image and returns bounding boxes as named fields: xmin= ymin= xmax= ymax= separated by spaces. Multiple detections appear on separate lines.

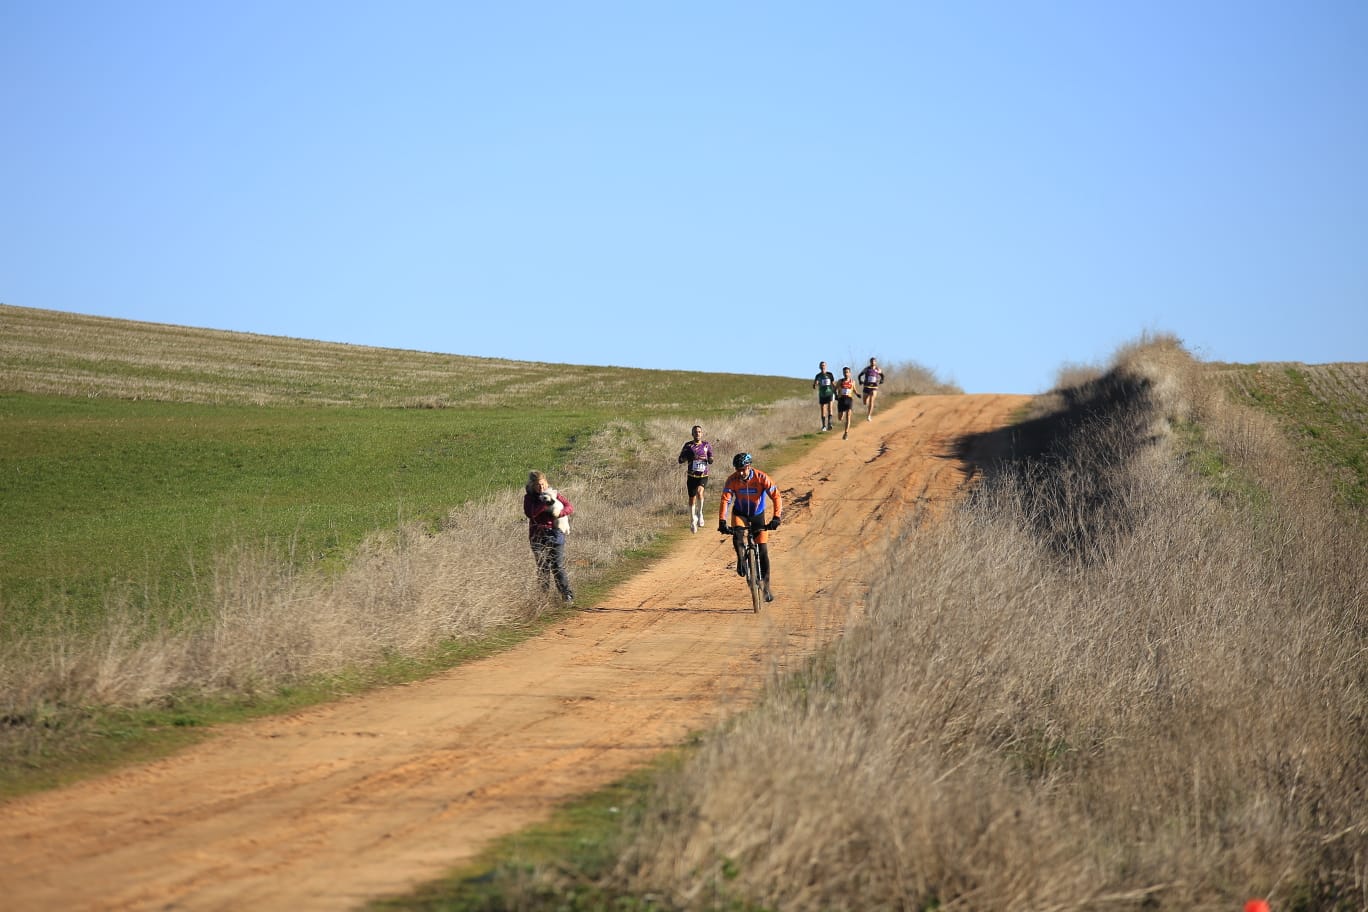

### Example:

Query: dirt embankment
xmin=0 ymin=393 xmax=1029 ymax=911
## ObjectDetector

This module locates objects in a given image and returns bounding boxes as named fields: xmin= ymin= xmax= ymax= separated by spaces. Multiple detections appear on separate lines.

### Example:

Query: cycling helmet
xmin=732 ymin=452 xmax=752 ymax=470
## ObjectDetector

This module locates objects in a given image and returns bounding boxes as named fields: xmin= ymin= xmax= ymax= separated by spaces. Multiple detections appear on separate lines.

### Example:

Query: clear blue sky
xmin=3 ymin=1 xmax=1365 ymax=393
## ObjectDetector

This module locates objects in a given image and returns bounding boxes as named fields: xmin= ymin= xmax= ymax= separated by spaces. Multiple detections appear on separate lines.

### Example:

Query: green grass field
xmin=1 ymin=394 xmax=603 ymax=630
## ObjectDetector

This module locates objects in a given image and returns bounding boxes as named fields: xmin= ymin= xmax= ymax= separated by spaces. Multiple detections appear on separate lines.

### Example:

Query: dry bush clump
xmin=1052 ymin=359 xmax=1105 ymax=393
xmin=0 ymin=399 xmax=812 ymax=722
xmin=879 ymin=359 xmax=963 ymax=396
xmin=950 ymin=332 xmax=1208 ymax=563
xmin=616 ymin=338 xmax=1367 ymax=911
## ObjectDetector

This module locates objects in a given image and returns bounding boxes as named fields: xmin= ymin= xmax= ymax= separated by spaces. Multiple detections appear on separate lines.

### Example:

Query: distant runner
xmin=717 ymin=452 xmax=782 ymax=603
xmin=813 ymin=361 xmax=836 ymax=432
xmin=677 ymin=425 xmax=714 ymax=533
xmin=858 ymin=357 xmax=884 ymax=422
xmin=834 ymin=366 xmax=857 ymax=439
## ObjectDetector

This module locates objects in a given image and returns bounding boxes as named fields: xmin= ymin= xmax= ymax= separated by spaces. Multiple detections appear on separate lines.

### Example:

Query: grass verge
xmin=370 ymin=757 xmax=684 ymax=912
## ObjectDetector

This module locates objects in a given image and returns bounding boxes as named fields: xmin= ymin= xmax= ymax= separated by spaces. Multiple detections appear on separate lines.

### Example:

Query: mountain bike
xmin=724 ymin=521 xmax=767 ymax=613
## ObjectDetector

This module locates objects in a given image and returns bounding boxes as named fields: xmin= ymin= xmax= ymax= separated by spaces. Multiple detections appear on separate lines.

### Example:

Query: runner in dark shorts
xmin=677 ymin=425 xmax=714 ymax=533
xmin=813 ymin=360 xmax=836 ymax=432
xmin=858 ymin=356 xmax=884 ymax=422
xmin=834 ymin=367 xmax=858 ymax=439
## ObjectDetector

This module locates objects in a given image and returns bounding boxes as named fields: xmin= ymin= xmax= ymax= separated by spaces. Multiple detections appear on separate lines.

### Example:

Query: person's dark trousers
xmin=531 ymin=531 xmax=573 ymax=600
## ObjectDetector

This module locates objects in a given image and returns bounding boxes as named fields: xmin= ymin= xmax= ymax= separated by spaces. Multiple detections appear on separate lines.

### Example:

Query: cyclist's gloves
xmin=767 ymin=515 xmax=782 ymax=530
xmin=717 ymin=520 xmax=730 ymax=536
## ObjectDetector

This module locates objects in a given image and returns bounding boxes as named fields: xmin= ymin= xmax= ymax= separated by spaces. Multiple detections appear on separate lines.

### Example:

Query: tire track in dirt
xmin=0 ymin=393 xmax=1028 ymax=911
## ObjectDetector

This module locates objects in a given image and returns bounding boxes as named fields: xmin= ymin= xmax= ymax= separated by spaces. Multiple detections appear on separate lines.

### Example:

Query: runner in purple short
xmin=677 ymin=425 xmax=714 ymax=533
xmin=858 ymin=356 xmax=884 ymax=422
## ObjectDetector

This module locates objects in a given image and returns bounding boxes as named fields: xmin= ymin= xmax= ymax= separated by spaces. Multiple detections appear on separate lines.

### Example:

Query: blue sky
xmin=3 ymin=1 xmax=1365 ymax=394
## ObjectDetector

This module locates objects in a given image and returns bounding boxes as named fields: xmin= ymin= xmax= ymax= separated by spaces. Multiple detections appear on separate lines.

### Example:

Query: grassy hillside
xmin=1 ymin=304 xmax=807 ymax=631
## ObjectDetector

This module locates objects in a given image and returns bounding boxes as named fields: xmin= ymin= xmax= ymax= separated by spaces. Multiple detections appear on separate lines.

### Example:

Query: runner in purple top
xmin=858 ymin=357 xmax=884 ymax=422
xmin=677 ymin=425 xmax=714 ymax=533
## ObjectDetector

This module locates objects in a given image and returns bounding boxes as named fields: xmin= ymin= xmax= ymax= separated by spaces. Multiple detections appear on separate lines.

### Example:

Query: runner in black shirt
xmin=813 ymin=361 xmax=836 ymax=432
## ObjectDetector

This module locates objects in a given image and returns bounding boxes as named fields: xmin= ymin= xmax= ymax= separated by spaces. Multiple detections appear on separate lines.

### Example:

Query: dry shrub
xmin=617 ymin=338 xmax=1367 ymax=910
xmin=1053 ymin=360 xmax=1105 ymax=392
xmin=879 ymin=359 xmax=963 ymax=396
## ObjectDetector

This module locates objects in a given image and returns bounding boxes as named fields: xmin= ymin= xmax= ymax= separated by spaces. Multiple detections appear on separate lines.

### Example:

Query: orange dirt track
xmin=0 ymin=393 xmax=1029 ymax=911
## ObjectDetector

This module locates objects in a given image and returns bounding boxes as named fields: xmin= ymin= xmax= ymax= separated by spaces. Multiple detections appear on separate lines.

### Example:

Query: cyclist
xmin=834 ymin=366 xmax=858 ymax=439
xmin=717 ymin=452 xmax=782 ymax=602
xmin=677 ymin=424 xmax=714 ymax=533
xmin=812 ymin=360 xmax=836 ymax=432
xmin=858 ymin=356 xmax=883 ymax=422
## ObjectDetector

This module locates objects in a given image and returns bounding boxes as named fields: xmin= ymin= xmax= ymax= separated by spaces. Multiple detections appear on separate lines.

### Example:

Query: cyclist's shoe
xmin=764 ymin=586 xmax=774 ymax=602
xmin=736 ymin=564 xmax=747 ymax=578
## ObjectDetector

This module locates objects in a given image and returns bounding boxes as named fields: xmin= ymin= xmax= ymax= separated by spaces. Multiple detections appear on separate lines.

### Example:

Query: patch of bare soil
xmin=0 ymin=394 xmax=1029 ymax=911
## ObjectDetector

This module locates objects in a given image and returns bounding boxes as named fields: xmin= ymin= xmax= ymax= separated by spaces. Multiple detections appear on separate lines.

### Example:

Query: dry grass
xmin=613 ymin=338 xmax=1367 ymax=910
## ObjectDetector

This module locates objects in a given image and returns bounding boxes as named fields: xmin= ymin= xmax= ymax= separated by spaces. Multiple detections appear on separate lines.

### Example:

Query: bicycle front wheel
xmin=745 ymin=546 xmax=763 ymax=613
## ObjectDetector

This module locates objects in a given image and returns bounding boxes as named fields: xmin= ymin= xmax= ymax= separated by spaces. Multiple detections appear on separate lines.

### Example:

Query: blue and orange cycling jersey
xmin=719 ymin=467 xmax=781 ymax=523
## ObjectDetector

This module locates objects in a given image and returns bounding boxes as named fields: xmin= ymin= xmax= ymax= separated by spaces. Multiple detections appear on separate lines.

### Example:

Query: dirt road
xmin=0 ymin=393 xmax=1028 ymax=911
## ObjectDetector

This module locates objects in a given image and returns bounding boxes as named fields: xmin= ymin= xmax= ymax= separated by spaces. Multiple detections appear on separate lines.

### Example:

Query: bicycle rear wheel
xmin=745 ymin=544 xmax=763 ymax=613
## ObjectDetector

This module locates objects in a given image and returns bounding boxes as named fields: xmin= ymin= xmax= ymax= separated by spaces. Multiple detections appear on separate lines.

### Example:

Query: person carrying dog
xmin=523 ymin=470 xmax=575 ymax=603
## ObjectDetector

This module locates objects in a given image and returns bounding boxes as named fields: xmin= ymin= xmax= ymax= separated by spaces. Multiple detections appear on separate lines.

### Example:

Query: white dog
xmin=542 ymin=488 xmax=572 ymax=534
